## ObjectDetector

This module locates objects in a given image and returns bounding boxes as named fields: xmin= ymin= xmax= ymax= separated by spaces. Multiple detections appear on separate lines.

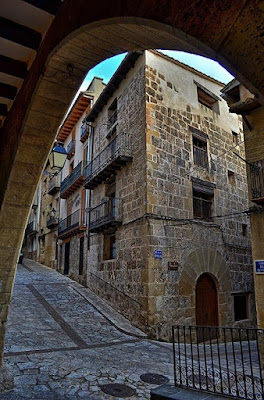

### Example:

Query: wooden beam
xmin=0 ymin=17 xmax=42 ymax=50
xmin=0 ymin=104 xmax=7 ymax=116
xmin=21 ymin=0 xmax=62 ymax=15
xmin=0 ymin=55 xmax=27 ymax=79
xmin=0 ymin=82 xmax=17 ymax=100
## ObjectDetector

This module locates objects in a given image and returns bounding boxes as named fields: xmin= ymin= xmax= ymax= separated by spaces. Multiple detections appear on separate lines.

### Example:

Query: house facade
xmin=80 ymin=51 xmax=256 ymax=340
xmin=57 ymin=77 xmax=105 ymax=286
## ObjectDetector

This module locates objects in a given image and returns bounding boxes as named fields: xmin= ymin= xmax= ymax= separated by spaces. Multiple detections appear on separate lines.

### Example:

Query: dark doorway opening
xmin=64 ymin=242 xmax=70 ymax=275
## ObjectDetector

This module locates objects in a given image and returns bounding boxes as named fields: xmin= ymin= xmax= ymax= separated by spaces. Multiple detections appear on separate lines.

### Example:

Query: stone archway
xmin=179 ymin=248 xmax=232 ymax=326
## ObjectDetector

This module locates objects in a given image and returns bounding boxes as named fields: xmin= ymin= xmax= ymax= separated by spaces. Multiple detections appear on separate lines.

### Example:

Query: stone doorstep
xmin=70 ymin=282 xmax=147 ymax=339
xmin=150 ymin=384 xmax=229 ymax=400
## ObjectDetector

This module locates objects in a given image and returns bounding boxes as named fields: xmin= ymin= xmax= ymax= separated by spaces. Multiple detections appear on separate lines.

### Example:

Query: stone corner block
xmin=0 ymin=366 xmax=14 ymax=394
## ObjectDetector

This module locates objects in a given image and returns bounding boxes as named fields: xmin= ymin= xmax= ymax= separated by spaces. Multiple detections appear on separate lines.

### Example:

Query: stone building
xmin=221 ymin=80 xmax=264 ymax=331
xmin=80 ymin=50 xmax=256 ymax=340
xmin=23 ymin=77 xmax=105 ymax=273
xmin=57 ymin=77 xmax=105 ymax=285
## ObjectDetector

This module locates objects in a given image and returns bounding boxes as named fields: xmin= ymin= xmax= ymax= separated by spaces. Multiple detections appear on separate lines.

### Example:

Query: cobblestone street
xmin=1 ymin=260 xmax=231 ymax=399
xmin=2 ymin=260 xmax=176 ymax=399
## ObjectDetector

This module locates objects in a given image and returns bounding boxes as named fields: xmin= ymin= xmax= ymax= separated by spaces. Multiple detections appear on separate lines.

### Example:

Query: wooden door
xmin=196 ymin=273 xmax=218 ymax=341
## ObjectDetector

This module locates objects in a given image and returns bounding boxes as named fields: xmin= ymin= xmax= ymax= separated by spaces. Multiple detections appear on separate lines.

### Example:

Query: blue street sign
xmin=255 ymin=260 xmax=264 ymax=274
xmin=154 ymin=250 xmax=162 ymax=259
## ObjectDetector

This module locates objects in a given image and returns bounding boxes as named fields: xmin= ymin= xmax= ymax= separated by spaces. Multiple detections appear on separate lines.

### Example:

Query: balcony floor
xmin=84 ymin=155 xmax=132 ymax=189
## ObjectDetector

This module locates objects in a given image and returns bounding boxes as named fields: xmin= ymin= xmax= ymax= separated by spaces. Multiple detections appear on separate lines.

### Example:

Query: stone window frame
xmin=191 ymin=177 xmax=216 ymax=220
xmin=232 ymin=292 xmax=250 ymax=321
xmin=194 ymin=80 xmax=221 ymax=114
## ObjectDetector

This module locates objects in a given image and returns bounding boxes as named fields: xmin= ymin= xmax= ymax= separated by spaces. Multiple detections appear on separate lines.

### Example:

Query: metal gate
xmin=172 ymin=325 xmax=264 ymax=400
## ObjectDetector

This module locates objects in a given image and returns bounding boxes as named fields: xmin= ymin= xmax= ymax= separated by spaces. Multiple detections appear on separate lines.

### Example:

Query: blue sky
xmin=80 ymin=50 xmax=234 ymax=91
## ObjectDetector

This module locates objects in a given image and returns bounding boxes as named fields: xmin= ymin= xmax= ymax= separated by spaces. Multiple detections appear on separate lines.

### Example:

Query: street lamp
xmin=48 ymin=143 xmax=67 ymax=171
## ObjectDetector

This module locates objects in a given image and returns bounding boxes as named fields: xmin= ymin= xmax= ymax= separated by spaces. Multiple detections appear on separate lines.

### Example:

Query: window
xmin=242 ymin=224 xmax=247 ymax=237
xmin=234 ymin=293 xmax=249 ymax=321
xmin=228 ymin=170 xmax=235 ymax=185
xmin=192 ymin=177 xmax=215 ymax=221
xmin=103 ymin=234 xmax=116 ymax=260
xmin=107 ymin=99 xmax=117 ymax=138
xmin=232 ymin=131 xmax=239 ymax=145
xmin=193 ymin=136 xmax=208 ymax=168
xmin=196 ymin=82 xmax=220 ymax=114
xmin=193 ymin=190 xmax=213 ymax=220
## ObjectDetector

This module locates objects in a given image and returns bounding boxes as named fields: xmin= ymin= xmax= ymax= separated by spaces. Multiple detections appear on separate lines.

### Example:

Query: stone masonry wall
xmin=144 ymin=59 xmax=255 ymax=340
xmin=87 ymin=59 xmax=150 ymax=327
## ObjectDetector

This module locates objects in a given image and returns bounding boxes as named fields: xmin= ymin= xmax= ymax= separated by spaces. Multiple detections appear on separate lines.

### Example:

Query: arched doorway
xmin=196 ymin=273 xmax=219 ymax=340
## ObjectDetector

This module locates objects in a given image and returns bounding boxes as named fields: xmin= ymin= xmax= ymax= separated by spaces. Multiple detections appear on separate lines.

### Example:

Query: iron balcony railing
xmin=48 ymin=175 xmax=60 ymax=194
xmin=84 ymin=132 xmax=132 ymax=188
xmin=60 ymin=161 xmax=83 ymax=197
xmin=58 ymin=210 xmax=80 ymax=236
xmin=108 ymin=110 xmax=117 ymax=127
xmin=25 ymin=220 xmax=38 ymax=235
xmin=193 ymin=146 xmax=208 ymax=169
xmin=47 ymin=216 xmax=58 ymax=229
xmin=172 ymin=325 xmax=264 ymax=400
xmin=81 ymin=122 xmax=94 ymax=142
xmin=250 ymin=160 xmax=264 ymax=202
xmin=89 ymin=197 xmax=122 ymax=232
xmin=67 ymin=140 xmax=76 ymax=158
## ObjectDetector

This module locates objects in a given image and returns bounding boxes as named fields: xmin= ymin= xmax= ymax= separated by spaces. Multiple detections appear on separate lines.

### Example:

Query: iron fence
xmin=48 ymin=174 xmax=60 ymax=194
xmin=89 ymin=197 xmax=122 ymax=232
xmin=172 ymin=325 xmax=264 ymax=400
xmin=84 ymin=132 xmax=131 ymax=182
xmin=250 ymin=160 xmax=264 ymax=201
xmin=58 ymin=210 xmax=80 ymax=235
xmin=60 ymin=161 xmax=83 ymax=195
xmin=67 ymin=139 xmax=76 ymax=157
xmin=81 ymin=122 xmax=94 ymax=141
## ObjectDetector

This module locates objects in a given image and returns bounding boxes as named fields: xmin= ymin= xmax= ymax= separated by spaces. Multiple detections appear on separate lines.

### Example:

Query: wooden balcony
xmin=84 ymin=133 xmax=132 ymax=189
xmin=250 ymin=160 xmax=264 ymax=204
xmin=58 ymin=210 xmax=86 ymax=239
xmin=48 ymin=175 xmax=60 ymax=195
xmin=60 ymin=161 xmax=84 ymax=199
xmin=89 ymin=197 xmax=122 ymax=233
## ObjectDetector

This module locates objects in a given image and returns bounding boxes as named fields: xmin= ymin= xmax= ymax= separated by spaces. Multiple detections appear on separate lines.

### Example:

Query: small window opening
xmin=242 ymin=224 xmax=247 ymax=237
xmin=197 ymin=88 xmax=219 ymax=114
xmin=232 ymin=131 xmax=239 ymax=145
xmin=103 ymin=233 xmax=116 ymax=260
xmin=228 ymin=170 xmax=235 ymax=185
xmin=234 ymin=293 xmax=249 ymax=321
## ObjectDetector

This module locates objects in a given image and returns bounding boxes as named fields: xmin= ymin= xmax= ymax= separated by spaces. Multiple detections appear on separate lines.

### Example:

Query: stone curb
xmin=70 ymin=282 xmax=148 ymax=339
